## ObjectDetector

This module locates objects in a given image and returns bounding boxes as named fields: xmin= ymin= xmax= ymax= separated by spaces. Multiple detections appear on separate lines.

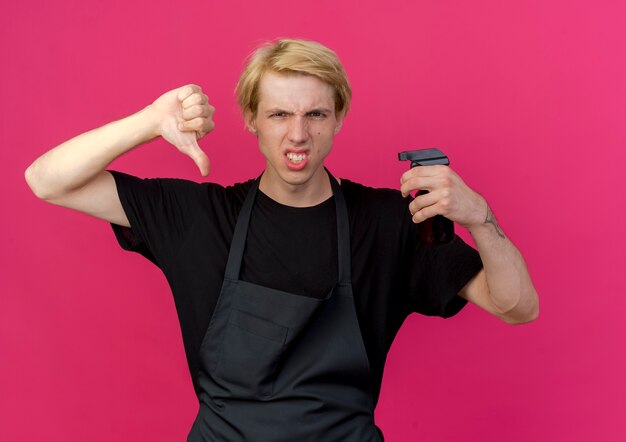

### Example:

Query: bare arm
xmin=400 ymin=165 xmax=539 ymax=324
xmin=25 ymin=85 xmax=215 ymax=226
xmin=460 ymin=207 xmax=538 ymax=325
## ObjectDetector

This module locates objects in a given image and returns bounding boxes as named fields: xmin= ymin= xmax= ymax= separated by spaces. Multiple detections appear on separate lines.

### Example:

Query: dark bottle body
xmin=416 ymin=189 xmax=455 ymax=245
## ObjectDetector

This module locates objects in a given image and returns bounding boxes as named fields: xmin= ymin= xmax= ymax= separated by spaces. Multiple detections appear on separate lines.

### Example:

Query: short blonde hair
xmin=236 ymin=39 xmax=352 ymax=118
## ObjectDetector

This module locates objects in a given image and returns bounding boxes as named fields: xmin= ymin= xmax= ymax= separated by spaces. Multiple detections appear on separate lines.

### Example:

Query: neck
xmin=259 ymin=167 xmax=338 ymax=207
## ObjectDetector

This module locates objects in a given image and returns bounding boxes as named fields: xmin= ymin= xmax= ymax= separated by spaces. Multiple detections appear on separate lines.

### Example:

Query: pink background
xmin=2 ymin=0 xmax=624 ymax=441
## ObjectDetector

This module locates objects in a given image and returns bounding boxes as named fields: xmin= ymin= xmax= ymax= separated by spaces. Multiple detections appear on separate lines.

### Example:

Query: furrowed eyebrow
xmin=263 ymin=108 xmax=333 ymax=115
xmin=307 ymin=108 xmax=332 ymax=114
xmin=264 ymin=109 xmax=293 ymax=115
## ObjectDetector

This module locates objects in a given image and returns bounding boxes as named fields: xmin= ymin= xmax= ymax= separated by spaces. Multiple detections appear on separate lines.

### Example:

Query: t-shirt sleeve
xmin=107 ymin=170 xmax=204 ymax=269
xmin=407 ymin=231 xmax=484 ymax=319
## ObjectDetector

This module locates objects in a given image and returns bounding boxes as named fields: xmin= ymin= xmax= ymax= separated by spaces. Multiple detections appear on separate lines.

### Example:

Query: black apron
xmin=188 ymin=172 xmax=383 ymax=441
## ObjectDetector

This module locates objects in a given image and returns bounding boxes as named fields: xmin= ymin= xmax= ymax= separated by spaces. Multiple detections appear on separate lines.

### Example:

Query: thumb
xmin=181 ymin=139 xmax=210 ymax=176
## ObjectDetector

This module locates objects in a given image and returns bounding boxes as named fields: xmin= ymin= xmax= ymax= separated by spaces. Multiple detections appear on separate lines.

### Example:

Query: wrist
xmin=467 ymin=203 xmax=507 ymax=240
xmin=467 ymin=221 xmax=492 ymax=237
xmin=134 ymin=105 xmax=161 ymax=142
xmin=460 ymin=195 xmax=488 ymax=231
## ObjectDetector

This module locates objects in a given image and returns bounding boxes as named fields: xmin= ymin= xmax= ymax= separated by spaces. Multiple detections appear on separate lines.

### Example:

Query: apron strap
xmin=328 ymin=171 xmax=351 ymax=285
xmin=223 ymin=169 xmax=351 ymax=286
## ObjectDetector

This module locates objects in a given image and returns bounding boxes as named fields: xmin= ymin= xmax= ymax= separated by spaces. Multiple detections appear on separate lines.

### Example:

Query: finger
xmin=179 ymin=118 xmax=216 ymax=139
xmin=182 ymin=104 xmax=213 ymax=120
xmin=179 ymin=117 xmax=209 ymax=132
xmin=400 ymin=175 xmax=440 ymax=197
xmin=182 ymin=92 xmax=208 ymax=110
xmin=412 ymin=203 xmax=440 ymax=224
xmin=180 ymin=140 xmax=211 ymax=176
xmin=400 ymin=165 xmax=448 ymax=185
xmin=408 ymin=190 xmax=439 ymax=215
xmin=176 ymin=84 xmax=201 ymax=102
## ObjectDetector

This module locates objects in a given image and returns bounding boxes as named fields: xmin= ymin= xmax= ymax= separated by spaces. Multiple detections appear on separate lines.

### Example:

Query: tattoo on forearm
xmin=484 ymin=206 xmax=506 ymax=239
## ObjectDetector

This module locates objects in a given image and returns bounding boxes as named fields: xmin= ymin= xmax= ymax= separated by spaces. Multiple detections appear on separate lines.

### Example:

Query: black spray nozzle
xmin=398 ymin=148 xmax=449 ymax=168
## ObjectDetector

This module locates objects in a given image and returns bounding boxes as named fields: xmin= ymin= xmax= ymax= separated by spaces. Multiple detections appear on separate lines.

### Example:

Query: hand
xmin=148 ymin=84 xmax=215 ymax=176
xmin=400 ymin=165 xmax=487 ymax=229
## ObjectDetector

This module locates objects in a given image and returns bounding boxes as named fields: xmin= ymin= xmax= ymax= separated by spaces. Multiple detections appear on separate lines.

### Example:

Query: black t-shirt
xmin=109 ymin=170 xmax=483 ymax=405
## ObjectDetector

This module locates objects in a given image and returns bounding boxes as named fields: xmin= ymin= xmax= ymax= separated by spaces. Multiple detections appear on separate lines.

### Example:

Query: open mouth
xmin=284 ymin=150 xmax=309 ymax=170
xmin=286 ymin=152 xmax=307 ymax=164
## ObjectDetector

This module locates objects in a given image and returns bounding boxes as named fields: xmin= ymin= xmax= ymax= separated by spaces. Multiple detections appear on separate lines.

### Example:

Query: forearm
xmin=467 ymin=207 xmax=539 ymax=323
xmin=25 ymin=106 xmax=157 ymax=199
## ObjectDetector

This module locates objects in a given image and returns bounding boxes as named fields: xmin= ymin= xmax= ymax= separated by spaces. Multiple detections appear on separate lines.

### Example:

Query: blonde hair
xmin=236 ymin=39 xmax=352 ymax=118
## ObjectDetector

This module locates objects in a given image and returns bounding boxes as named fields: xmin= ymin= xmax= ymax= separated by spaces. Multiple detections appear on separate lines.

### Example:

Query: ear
xmin=334 ymin=113 xmax=345 ymax=135
xmin=244 ymin=110 xmax=257 ymax=136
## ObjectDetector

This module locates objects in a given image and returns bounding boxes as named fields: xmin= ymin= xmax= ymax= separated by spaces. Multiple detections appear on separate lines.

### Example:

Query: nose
xmin=287 ymin=116 xmax=309 ymax=145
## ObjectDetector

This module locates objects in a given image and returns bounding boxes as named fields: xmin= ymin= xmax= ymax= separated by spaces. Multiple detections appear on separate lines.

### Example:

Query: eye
xmin=269 ymin=112 xmax=287 ymax=119
xmin=307 ymin=111 xmax=326 ymax=119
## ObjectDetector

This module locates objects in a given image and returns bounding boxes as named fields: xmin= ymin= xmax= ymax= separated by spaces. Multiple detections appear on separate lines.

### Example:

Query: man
xmin=26 ymin=39 xmax=538 ymax=441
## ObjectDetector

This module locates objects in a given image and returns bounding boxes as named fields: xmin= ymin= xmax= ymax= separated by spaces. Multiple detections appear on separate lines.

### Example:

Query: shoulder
xmin=108 ymin=170 xmax=256 ymax=216
xmin=108 ymin=170 xmax=209 ymax=197
xmin=339 ymin=178 xmax=416 ymax=245
xmin=340 ymin=178 xmax=405 ymax=200
xmin=198 ymin=178 xmax=255 ymax=210
xmin=109 ymin=170 xmax=254 ymax=195
xmin=219 ymin=179 xmax=256 ymax=202
xmin=186 ymin=178 xmax=257 ymax=224
xmin=340 ymin=178 xmax=411 ymax=217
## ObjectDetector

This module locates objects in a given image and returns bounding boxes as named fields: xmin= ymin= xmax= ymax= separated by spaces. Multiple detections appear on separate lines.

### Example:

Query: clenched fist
xmin=148 ymin=84 xmax=215 ymax=176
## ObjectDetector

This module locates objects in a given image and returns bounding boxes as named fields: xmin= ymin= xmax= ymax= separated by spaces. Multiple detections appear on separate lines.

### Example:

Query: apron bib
xmin=188 ymin=172 xmax=382 ymax=441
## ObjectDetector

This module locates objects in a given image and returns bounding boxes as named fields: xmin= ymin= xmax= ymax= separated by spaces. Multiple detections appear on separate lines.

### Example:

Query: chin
xmin=279 ymin=170 xmax=315 ymax=186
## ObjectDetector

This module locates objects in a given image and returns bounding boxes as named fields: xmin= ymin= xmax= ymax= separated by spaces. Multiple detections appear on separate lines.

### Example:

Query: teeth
xmin=287 ymin=152 xmax=306 ymax=163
